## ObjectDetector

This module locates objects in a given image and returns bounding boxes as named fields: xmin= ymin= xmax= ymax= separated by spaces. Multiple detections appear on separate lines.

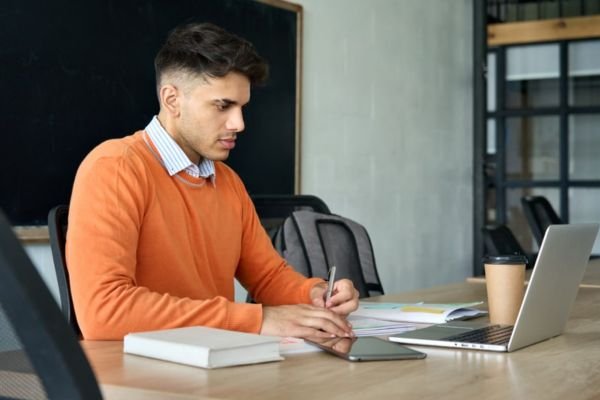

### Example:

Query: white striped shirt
xmin=144 ymin=116 xmax=216 ymax=183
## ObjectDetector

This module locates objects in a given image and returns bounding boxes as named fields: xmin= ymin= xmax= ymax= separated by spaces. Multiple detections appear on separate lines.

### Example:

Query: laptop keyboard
xmin=445 ymin=325 xmax=514 ymax=345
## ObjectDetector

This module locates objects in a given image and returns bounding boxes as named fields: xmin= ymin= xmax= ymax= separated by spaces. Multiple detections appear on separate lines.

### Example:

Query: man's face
xmin=169 ymin=72 xmax=251 ymax=164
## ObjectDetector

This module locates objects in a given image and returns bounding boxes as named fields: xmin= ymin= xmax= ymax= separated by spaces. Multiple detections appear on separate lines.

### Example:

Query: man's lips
xmin=218 ymin=138 xmax=236 ymax=150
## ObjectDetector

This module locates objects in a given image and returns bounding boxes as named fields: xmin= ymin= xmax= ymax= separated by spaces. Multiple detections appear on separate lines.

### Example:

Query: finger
xmin=307 ymin=318 xmax=351 ymax=337
xmin=292 ymin=326 xmax=338 ymax=339
xmin=330 ymin=288 xmax=359 ymax=307
xmin=310 ymin=282 xmax=328 ymax=308
xmin=328 ymin=302 xmax=359 ymax=317
xmin=293 ymin=319 xmax=354 ymax=339
xmin=312 ymin=296 xmax=326 ymax=308
xmin=299 ymin=311 xmax=353 ymax=337
xmin=327 ymin=282 xmax=358 ymax=308
xmin=333 ymin=338 xmax=354 ymax=353
xmin=321 ymin=337 xmax=344 ymax=346
xmin=330 ymin=280 xmax=354 ymax=299
xmin=295 ymin=306 xmax=350 ymax=332
xmin=328 ymin=294 xmax=359 ymax=321
xmin=327 ymin=290 xmax=351 ymax=307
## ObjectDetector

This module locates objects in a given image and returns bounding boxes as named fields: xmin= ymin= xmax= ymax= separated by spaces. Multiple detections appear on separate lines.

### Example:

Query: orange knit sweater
xmin=66 ymin=131 xmax=321 ymax=340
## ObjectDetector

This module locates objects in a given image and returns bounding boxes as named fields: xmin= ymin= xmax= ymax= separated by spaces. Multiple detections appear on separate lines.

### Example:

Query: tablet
xmin=305 ymin=336 xmax=426 ymax=361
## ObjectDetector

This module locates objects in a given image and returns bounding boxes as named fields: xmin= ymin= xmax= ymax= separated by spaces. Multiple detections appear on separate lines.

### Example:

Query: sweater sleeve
xmin=67 ymin=144 xmax=263 ymax=340
xmin=229 ymin=172 xmax=324 ymax=305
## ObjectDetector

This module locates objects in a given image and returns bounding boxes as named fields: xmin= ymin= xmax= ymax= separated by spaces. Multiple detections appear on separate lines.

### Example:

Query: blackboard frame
xmin=2 ymin=0 xmax=303 ymax=240
xmin=258 ymin=0 xmax=303 ymax=196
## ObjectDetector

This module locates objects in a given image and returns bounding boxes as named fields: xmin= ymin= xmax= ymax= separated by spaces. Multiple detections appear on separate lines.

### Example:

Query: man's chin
xmin=206 ymin=151 xmax=231 ymax=162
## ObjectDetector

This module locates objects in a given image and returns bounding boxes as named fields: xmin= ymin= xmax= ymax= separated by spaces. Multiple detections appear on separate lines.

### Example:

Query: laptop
xmin=390 ymin=223 xmax=599 ymax=352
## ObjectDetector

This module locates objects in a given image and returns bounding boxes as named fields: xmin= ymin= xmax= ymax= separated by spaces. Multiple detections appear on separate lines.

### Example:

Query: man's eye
xmin=216 ymin=103 xmax=229 ymax=111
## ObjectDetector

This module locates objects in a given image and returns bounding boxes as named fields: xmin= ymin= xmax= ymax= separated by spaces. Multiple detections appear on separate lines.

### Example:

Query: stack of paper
xmin=348 ymin=316 xmax=416 ymax=337
xmin=353 ymin=302 xmax=487 ymax=324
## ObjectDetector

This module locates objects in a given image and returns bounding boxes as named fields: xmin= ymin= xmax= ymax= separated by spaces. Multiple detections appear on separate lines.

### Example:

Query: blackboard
xmin=0 ymin=0 xmax=300 ymax=226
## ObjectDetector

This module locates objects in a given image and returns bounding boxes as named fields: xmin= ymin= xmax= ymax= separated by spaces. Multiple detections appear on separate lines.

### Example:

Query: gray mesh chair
xmin=0 ymin=208 xmax=101 ymax=399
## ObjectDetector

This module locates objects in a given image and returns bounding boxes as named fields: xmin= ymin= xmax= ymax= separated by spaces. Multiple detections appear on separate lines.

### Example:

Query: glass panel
xmin=487 ymin=52 xmax=496 ymax=112
xmin=569 ymin=40 xmax=600 ymax=106
xmin=569 ymin=188 xmax=600 ymax=254
xmin=506 ymin=187 xmax=560 ymax=254
xmin=505 ymin=44 xmax=559 ymax=108
xmin=539 ymin=1 xmax=560 ymax=19
xmin=586 ymin=2 xmax=600 ymax=15
xmin=569 ymin=114 xmax=600 ymax=180
xmin=487 ymin=118 xmax=496 ymax=155
xmin=513 ymin=1 xmax=577 ymax=21
xmin=561 ymin=0 xmax=588 ymax=17
xmin=505 ymin=116 xmax=560 ymax=180
xmin=505 ymin=3 xmax=517 ymax=22
xmin=506 ymin=44 xmax=559 ymax=81
xmin=506 ymin=77 xmax=559 ymax=108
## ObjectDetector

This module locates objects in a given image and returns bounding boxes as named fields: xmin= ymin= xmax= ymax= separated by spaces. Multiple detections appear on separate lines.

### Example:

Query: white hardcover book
xmin=123 ymin=326 xmax=283 ymax=369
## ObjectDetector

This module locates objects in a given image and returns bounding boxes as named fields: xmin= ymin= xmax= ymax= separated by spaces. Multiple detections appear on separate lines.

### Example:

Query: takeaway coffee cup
xmin=483 ymin=254 xmax=528 ymax=325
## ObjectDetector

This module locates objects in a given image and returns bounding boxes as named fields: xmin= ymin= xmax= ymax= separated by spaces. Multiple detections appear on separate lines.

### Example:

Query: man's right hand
xmin=260 ymin=304 xmax=354 ymax=338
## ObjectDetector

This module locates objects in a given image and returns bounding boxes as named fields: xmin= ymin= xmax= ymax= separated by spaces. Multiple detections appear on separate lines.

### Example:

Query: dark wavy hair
xmin=154 ymin=22 xmax=269 ymax=88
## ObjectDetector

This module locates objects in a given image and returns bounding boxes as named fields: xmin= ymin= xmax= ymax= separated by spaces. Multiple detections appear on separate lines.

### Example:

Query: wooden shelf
xmin=488 ymin=15 xmax=600 ymax=46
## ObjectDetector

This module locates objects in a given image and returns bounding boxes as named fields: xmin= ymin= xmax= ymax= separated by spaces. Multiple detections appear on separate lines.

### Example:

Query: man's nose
xmin=226 ymin=108 xmax=245 ymax=133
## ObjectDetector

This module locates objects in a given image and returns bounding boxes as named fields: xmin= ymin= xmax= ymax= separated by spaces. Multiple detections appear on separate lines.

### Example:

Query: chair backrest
xmin=482 ymin=224 xmax=534 ymax=268
xmin=251 ymin=194 xmax=331 ymax=240
xmin=273 ymin=210 xmax=384 ymax=298
xmin=48 ymin=205 xmax=80 ymax=336
xmin=521 ymin=196 xmax=563 ymax=247
xmin=0 ymin=208 xmax=102 ymax=399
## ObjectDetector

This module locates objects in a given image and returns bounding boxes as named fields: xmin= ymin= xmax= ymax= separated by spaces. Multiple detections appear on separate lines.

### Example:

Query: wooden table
xmin=82 ymin=282 xmax=600 ymax=400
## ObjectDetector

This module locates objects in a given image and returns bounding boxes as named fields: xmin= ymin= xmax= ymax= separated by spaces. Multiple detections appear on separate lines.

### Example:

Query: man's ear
xmin=159 ymin=84 xmax=180 ymax=117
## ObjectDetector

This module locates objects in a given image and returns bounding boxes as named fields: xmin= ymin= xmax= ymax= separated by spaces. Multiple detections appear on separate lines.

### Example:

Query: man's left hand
xmin=310 ymin=279 xmax=359 ymax=315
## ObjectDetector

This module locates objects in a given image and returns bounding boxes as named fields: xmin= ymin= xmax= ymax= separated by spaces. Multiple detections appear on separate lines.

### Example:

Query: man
xmin=66 ymin=22 xmax=359 ymax=340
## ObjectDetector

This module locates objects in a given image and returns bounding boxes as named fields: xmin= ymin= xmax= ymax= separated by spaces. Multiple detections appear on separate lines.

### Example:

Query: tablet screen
xmin=305 ymin=336 xmax=426 ymax=361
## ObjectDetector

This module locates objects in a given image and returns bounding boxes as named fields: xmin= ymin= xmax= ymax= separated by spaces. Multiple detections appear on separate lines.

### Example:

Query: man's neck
xmin=156 ymin=111 xmax=201 ymax=165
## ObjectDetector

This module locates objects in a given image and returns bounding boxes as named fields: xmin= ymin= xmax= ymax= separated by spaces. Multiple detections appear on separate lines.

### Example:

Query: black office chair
xmin=0 ymin=208 xmax=102 ymax=399
xmin=251 ymin=194 xmax=331 ymax=240
xmin=482 ymin=224 xmax=535 ymax=269
xmin=48 ymin=205 xmax=80 ymax=336
xmin=520 ymin=196 xmax=562 ymax=247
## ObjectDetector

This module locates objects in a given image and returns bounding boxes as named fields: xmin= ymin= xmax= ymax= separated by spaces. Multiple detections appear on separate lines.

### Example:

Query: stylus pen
xmin=325 ymin=265 xmax=337 ymax=304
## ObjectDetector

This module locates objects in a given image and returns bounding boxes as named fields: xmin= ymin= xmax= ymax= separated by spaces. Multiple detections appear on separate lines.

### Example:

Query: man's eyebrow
xmin=213 ymin=98 xmax=237 ymax=106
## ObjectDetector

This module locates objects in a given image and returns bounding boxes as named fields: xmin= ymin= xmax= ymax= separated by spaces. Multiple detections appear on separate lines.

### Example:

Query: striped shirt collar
xmin=145 ymin=116 xmax=216 ymax=182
